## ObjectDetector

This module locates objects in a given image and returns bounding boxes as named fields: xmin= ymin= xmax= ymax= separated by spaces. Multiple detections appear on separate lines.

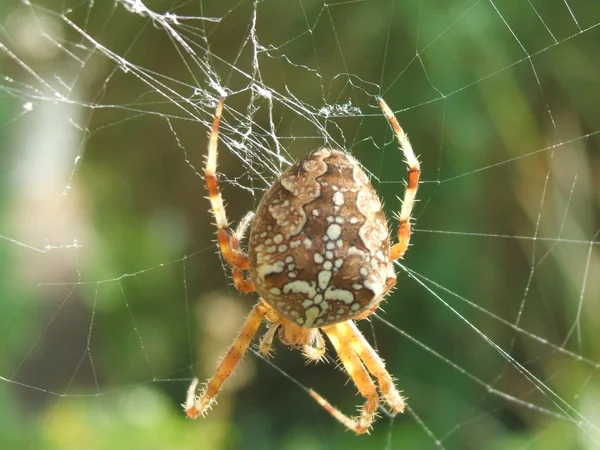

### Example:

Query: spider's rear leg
xmin=318 ymin=323 xmax=380 ymax=434
xmin=340 ymin=321 xmax=406 ymax=413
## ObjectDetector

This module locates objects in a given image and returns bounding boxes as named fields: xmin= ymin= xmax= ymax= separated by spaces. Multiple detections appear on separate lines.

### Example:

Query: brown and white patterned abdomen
xmin=248 ymin=149 xmax=395 ymax=328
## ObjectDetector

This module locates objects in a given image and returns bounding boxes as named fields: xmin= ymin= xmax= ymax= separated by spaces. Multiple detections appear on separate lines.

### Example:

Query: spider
xmin=184 ymin=96 xmax=420 ymax=434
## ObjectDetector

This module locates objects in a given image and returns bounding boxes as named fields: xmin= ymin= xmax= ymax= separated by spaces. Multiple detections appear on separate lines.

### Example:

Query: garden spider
xmin=184 ymin=97 xmax=420 ymax=434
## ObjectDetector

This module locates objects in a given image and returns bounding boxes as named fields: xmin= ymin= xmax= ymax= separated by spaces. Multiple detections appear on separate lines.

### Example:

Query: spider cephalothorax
xmin=184 ymin=97 xmax=420 ymax=434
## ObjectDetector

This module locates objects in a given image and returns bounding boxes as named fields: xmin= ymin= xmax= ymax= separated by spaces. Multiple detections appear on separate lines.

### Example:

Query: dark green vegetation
xmin=1 ymin=1 xmax=599 ymax=449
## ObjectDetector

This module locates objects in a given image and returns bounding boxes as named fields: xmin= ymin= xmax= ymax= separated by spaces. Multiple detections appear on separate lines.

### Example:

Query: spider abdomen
xmin=248 ymin=148 xmax=395 ymax=328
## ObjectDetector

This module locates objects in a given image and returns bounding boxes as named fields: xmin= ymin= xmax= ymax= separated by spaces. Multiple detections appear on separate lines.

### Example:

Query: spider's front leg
xmin=317 ymin=323 xmax=381 ymax=434
xmin=184 ymin=301 xmax=268 ymax=418
xmin=308 ymin=322 xmax=405 ymax=435
xmin=340 ymin=321 xmax=405 ymax=413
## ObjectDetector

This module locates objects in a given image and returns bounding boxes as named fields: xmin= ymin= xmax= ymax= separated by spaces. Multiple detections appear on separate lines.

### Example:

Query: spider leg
xmin=231 ymin=212 xmax=256 ymax=293
xmin=231 ymin=268 xmax=255 ymax=293
xmin=262 ymin=309 xmax=325 ymax=362
xmin=340 ymin=321 xmax=406 ymax=413
xmin=184 ymin=301 xmax=268 ymax=418
xmin=302 ymin=329 xmax=327 ymax=363
xmin=258 ymin=321 xmax=281 ymax=357
xmin=378 ymin=98 xmax=421 ymax=261
xmin=314 ymin=323 xmax=380 ymax=435
xmin=205 ymin=98 xmax=251 ymax=270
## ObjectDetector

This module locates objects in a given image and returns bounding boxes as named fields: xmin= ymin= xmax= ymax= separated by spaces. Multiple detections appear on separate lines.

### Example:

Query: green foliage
xmin=1 ymin=0 xmax=599 ymax=449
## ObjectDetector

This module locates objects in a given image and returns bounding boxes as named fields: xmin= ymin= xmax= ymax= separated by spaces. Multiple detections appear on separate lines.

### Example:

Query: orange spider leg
xmin=378 ymin=98 xmax=421 ymax=261
xmin=184 ymin=301 xmax=268 ymax=418
xmin=340 ymin=321 xmax=406 ymax=413
xmin=316 ymin=323 xmax=380 ymax=434
xmin=231 ymin=267 xmax=254 ymax=293
xmin=230 ymin=212 xmax=256 ymax=293
xmin=302 ymin=329 xmax=327 ymax=363
xmin=205 ymin=97 xmax=250 ymax=270
xmin=309 ymin=389 xmax=368 ymax=433
xmin=261 ymin=308 xmax=326 ymax=362
xmin=258 ymin=322 xmax=280 ymax=356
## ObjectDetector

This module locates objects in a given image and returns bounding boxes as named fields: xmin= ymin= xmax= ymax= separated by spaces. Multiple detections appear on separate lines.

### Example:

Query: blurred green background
xmin=1 ymin=0 xmax=599 ymax=449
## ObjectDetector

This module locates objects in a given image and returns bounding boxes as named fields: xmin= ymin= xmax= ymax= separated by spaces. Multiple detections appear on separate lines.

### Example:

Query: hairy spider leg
xmin=340 ymin=321 xmax=405 ymax=413
xmin=378 ymin=98 xmax=421 ymax=261
xmin=231 ymin=212 xmax=256 ymax=293
xmin=205 ymin=98 xmax=253 ymax=278
xmin=260 ymin=308 xmax=327 ymax=362
xmin=188 ymin=97 xmax=414 ymax=434
xmin=302 ymin=328 xmax=327 ymax=363
xmin=184 ymin=301 xmax=268 ymax=418
xmin=258 ymin=321 xmax=280 ymax=356
xmin=309 ymin=323 xmax=382 ymax=434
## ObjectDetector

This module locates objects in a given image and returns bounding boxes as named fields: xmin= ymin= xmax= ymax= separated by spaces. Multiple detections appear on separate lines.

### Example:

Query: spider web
xmin=1 ymin=0 xmax=600 ymax=448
